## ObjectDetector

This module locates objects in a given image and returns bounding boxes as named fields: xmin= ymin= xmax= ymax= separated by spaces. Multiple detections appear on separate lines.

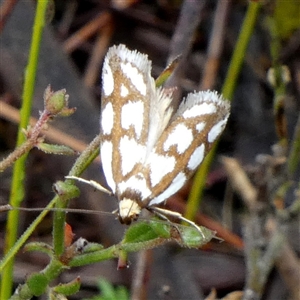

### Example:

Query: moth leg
xmin=147 ymin=207 xmax=181 ymax=233
xmin=65 ymin=176 xmax=112 ymax=195
xmin=150 ymin=206 xmax=206 ymax=239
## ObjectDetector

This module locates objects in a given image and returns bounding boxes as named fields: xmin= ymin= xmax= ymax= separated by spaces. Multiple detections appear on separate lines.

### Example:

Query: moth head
xmin=118 ymin=199 xmax=142 ymax=225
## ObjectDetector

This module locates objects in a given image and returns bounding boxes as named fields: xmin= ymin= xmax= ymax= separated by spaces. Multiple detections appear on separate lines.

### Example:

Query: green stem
xmin=69 ymin=246 xmax=119 ymax=267
xmin=1 ymin=1 xmax=49 ymax=299
xmin=184 ymin=1 xmax=262 ymax=222
xmin=222 ymin=1 xmax=262 ymax=100
xmin=52 ymin=134 xmax=101 ymax=256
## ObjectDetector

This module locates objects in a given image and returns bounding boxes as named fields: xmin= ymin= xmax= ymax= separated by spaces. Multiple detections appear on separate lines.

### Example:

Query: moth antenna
xmin=1 ymin=204 xmax=114 ymax=217
xmin=149 ymin=206 xmax=206 ymax=239
xmin=65 ymin=176 xmax=112 ymax=195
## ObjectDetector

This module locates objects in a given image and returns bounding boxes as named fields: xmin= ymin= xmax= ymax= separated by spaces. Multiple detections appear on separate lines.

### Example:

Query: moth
xmin=71 ymin=44 xmax=230 ymax=230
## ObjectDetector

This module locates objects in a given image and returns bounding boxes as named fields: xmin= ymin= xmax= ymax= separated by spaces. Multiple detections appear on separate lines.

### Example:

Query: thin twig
xmin=200 ymin=0 xmax=231 ymax=90
xmin=83 ymin=21 xmax=114 ymax=87
xmin=0 ymin=0 xmax=19 ymax=32
xmin=63 ymin=12 xmax=112 ymax=53
xmin=131 ymin=250 xmax=152 ymax=300
xmin=57 ymin=0 xmax=78 ymax=38
xmin=166 ymin=0 xmax=206 ymax=105
xmin=221 ymin=157 xmax=257 ymax=210
xmin=0 ymin=100 xmax=96 ymax=161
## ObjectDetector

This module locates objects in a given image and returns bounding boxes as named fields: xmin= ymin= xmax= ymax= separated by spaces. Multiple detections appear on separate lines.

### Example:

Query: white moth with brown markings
xmin=70 ymin=44 xmax=230 ymax=231
xmin=100 ymin=44 xmax=230 ymax=225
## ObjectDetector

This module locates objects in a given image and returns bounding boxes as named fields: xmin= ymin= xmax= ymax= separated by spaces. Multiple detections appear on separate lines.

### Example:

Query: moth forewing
xmin=100 ymin=44 xmax=155 ymax=194
xmin=146 ymin=90 xmax=230 ymax=206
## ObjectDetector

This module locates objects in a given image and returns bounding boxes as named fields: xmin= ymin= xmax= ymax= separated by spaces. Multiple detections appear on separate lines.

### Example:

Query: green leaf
xmin=27 ymin=273 xmax=48 ymax=296
xmin=155 ymin=55 xmax=181 ymax=87
xmin=52 ymin=277 xmax=81 ymax=296
xmin=37 ymin=142 xmax=77 ymax=155
xmin=24 ymin=242 xmax=53 ymax=256
xmin=121 ymin=221 xmax=172 ymax=252
xmin=122 ymin=221 xmax=161 ymax=244
xmin=176 ymin=225 xmax=217 ymax=248
xmin=147 ymin=219 xmax=173 ymax=238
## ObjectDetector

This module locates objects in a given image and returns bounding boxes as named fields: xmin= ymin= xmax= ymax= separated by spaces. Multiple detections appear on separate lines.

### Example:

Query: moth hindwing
xmin=100 ymin=44 xmax=230 ymax=226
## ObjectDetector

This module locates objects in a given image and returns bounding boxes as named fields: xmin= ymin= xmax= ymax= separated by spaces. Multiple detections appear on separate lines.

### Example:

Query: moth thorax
xmin=118 ymin=199 xmax=142 ymax=225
